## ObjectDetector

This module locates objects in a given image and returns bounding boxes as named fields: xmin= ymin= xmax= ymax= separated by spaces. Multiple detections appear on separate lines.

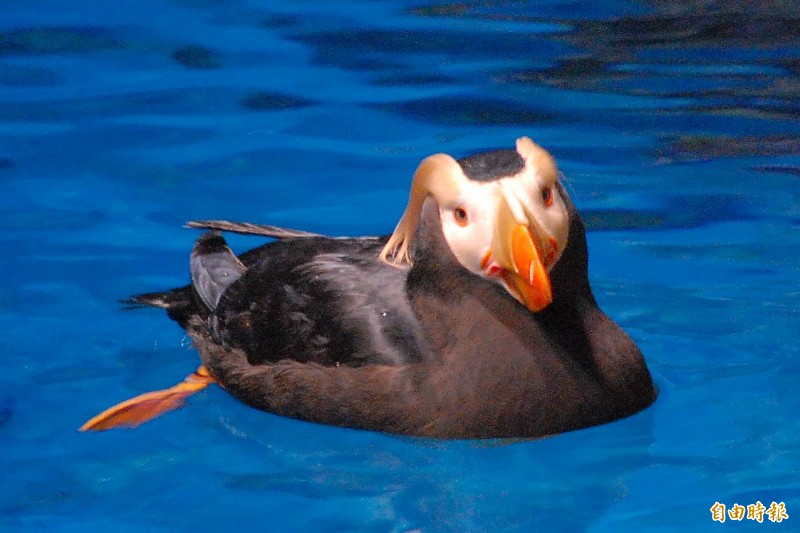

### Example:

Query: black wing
xmin=206 ymin=235 xmax=430 ymax=368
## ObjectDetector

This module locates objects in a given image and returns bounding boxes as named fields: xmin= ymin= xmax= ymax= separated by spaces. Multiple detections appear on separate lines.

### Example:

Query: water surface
xmin=2 ymin=1 xmax=798 ymax=531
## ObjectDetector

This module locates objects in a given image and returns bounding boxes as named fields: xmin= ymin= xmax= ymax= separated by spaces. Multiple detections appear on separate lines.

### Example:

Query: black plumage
xmin=204 ymin=234 xmax=430 ymax=368
xmin=458 ymin=149 xmax=525 ymax=181
xmin=128 ymin=155 xmax=656 ymax=438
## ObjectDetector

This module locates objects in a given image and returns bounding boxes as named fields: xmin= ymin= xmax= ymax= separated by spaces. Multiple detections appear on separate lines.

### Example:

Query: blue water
xmin=2 ymin=1 xmax=798 ymax=531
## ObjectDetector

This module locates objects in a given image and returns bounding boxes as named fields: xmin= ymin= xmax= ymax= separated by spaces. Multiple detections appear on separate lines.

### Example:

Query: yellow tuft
xmin=379 ymin=153 xmax=466 ymax=268
xmin=516 ymin=136 xmax=558 ymax=186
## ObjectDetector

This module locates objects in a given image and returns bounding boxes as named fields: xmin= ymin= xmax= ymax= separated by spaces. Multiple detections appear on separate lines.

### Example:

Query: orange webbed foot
xmin=79 ymin=366 xmax=216 ymax=431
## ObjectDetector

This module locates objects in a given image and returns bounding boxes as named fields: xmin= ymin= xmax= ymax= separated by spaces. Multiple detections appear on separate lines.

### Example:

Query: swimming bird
xmin=81 ymin=137 xmax=656 ymax=438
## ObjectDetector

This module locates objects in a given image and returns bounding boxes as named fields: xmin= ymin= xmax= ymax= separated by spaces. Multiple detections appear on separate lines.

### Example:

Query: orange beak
xmin=482 ymin=195 xmax=555 ymax=313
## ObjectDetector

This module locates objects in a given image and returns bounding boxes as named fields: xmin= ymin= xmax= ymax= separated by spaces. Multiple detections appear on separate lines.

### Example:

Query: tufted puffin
xmin=81 ymin=137 xmax=656 ymax=438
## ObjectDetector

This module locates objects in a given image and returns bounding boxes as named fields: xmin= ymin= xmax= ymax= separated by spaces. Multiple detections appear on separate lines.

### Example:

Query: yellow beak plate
xmin=490 ymin=195 xmax=554 ymax=313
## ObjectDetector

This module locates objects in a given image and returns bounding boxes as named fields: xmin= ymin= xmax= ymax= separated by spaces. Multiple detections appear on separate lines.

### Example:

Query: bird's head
xmin=379 ymin=137 xmax=570 ymax=313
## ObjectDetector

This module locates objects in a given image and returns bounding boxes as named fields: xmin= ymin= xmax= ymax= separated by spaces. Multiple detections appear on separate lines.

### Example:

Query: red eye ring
xmin=454 ymin=206 xmax=469 ymax=226
xmin=541 ymin=186 xmax=554 ymax=207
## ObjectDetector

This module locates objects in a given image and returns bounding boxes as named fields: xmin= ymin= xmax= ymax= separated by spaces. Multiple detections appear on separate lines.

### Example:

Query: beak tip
xmin=510 ymin=224 xmax=553 ymax=313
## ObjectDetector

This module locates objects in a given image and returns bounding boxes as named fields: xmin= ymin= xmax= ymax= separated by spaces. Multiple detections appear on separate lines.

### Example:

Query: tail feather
xmin=121 ymin=290 xmax=183 ymax=309
xmin=121 ymin=286 xmax=198 ymax=328
xmin=122 ymin=232 xmax=247 ymax=325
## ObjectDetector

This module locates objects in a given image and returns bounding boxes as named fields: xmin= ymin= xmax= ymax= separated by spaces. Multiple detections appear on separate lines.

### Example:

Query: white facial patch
xmin=439 ymin=141 xmax=570 ymax=277
xmin=438 ymin=179 xmax=503 ymax=274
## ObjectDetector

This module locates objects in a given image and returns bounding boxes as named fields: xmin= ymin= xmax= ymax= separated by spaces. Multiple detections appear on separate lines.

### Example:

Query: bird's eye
xmin=541 ymin=186 xmax=554 ymax=207
xmin=453 ymin=207 xmax=469 ymax=226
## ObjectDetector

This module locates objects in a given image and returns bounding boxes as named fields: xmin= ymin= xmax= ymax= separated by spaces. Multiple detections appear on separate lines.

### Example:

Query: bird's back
xmin=212 ymin=236 xmax=431 ymax=367
xmin=132 ymin=234 xmax=431 ymax=368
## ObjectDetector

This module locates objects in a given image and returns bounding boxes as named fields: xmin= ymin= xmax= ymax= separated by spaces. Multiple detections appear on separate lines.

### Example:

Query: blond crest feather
xmin=379 ymin=153 xmax=465 ymax=267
